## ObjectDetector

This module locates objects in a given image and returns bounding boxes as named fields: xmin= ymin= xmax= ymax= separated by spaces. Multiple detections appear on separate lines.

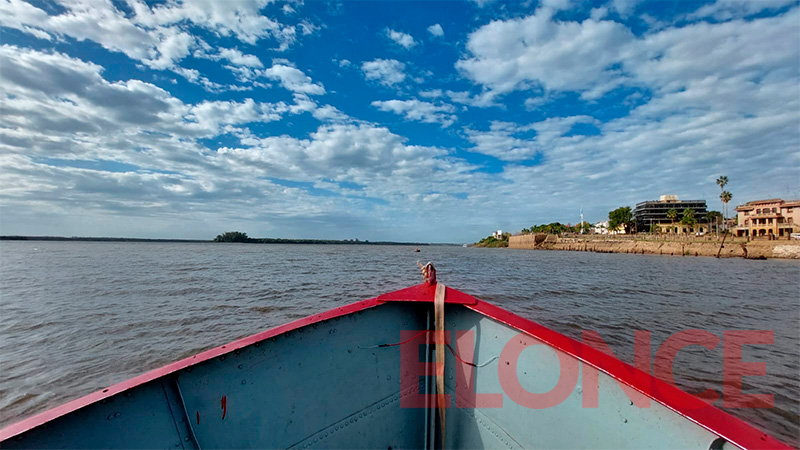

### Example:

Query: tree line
xmin=474 ymin=233 xmax=511 ymax=247
xmin=213 ymin=231 xmax=431 ymax=246
xmin=520 ymin=222 xmax=591 ymax=235
xmin=517 ymin=175 xmax=732 ymax=236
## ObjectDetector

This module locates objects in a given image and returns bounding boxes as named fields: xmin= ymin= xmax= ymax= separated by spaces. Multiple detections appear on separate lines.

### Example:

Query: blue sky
xmin=1 ymin=0 xmax=798 ymax=242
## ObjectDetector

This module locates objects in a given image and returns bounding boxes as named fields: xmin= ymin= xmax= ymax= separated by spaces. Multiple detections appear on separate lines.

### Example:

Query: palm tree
xmin=720 ymin=191 xmax=732 ymax=231
xmin=716 ymin=175 xmax=730 ymax=229
xmin=680 ymin=208 xmax=697 ymax=226
xmin=666 ymin=208 xmax=678 ymax=233
xmin=716 ymin=176 xmax=728 ymax=191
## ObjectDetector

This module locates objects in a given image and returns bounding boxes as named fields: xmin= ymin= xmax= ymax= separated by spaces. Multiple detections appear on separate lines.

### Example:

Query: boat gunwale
xmin=464 ymin=299 xmax=791 ymax=450
xmin=0 ymin=283 xmax=791 ymax=449
xmin=0 ymin=296 xmax=384 ymax=441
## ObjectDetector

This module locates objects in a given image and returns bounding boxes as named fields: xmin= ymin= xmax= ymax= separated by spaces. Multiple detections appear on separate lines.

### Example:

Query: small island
xmin=213 ymin=231 xmax=431 ymax=246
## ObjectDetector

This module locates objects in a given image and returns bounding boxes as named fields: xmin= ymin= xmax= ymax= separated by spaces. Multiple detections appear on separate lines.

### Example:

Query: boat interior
xmin=3 ymin=296 xmax=739 ymax=450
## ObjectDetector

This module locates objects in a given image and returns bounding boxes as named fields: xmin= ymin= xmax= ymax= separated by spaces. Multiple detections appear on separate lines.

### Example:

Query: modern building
xmin=734 ymin=199 xmax=800 ymax=238
xmin=633 ymin=195 xmax=708 ymax=234
xmin=492 ymin=230 xmax=504 ymax=239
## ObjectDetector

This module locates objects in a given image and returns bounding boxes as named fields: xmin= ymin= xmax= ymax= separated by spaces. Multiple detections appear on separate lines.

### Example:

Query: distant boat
xmin=414 ymin=248 xmax=421 ymax=252
xmin=0 ymin=277 xmax=789 ymax=449
xmin=462 ymin=244 xmax=468 ymax=247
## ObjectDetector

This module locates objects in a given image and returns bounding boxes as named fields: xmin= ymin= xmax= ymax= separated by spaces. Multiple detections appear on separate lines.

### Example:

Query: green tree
xmin=474 ymin=235 xmax=509 ymax=248
xmin=680 ymin=208 xmax=697 ymax=227
xmin=666 ymin=208 xmax=678 ymax=226
xmin=524 ymin=223 xmax=573 ymax=235
xmin=706 ymin=211 xmax=722 ymax=232
xmin=720 ymin=190 xmax=732 ymax=230
xmin=214 ymin=231 xmax=251 ymax=243
xmin=716 ymin=175 xmax=728 ymax=191
xmin=716 ymin=175 xmax=731 ymax=230
xmin=547 ymin=222 xmax=568 ymax=234
xmin=608 ymin=207 xmax=634 ymax=234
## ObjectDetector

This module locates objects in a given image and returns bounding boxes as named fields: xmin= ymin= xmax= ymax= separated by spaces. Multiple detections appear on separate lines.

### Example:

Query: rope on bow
xmin=417 ymin=261 xmax=436 ymax=285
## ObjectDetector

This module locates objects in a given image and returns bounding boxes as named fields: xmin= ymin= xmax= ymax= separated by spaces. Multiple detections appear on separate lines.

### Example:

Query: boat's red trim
xmin=0 ymin=283 xmax=791 ymax=449
xmin=376 ymin=283 xmax=478 ymax=305
xmin=466 ymin=299 xmax=791 ymax=450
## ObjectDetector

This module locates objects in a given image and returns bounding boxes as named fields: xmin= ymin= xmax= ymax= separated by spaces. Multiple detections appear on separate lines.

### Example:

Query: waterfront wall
xmin=506 ymin=233 xmax=548 ymax=249
xmin=508 ymin=235 xmax=800 ymax=259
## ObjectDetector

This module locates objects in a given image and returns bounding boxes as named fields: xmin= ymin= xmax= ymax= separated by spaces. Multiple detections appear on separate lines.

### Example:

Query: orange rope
xmin=434 ymin=282 xmax=446 ymax=449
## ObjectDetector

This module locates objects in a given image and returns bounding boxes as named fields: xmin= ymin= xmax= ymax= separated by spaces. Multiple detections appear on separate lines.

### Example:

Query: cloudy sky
xmin=1 ymin=0 xmax=798 ymax=242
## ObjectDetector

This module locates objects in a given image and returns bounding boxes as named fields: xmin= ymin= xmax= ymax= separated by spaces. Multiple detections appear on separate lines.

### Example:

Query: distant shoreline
xmin=0 ymin=235 xmax=442 ymax=246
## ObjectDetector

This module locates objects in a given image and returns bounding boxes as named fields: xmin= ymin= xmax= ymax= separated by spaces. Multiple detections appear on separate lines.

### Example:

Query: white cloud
xmin=298 ymin=20 xmax=319 ymax=36
xmin=0 ymin=45 xmax=344 ymax=161
xmin=523 ymin=96 xmax=548 ymax=110
xmin=385 ymin=29 xmax=417 ymax=49
xmin=263 ymin=62 xmax=326 ymax=95
xmin=628 ymin=9 xmax=800 ymax=96
xmin=610 ymin=0 xmax=642 ymax=17
xmin=361 ymin=59 xmax=406 ymax=86
xmin=469 ymin=0 xmax=497 ymax=7
xmin=0 ymin=0 xmax=184 ymax=69
xmin=687 ymin=0 xmax=796 ymax=20
xmin=221 ymin=123 xmax=450 ymax=179
xmin=540 ymin=0 xmax=573 ymax=12
xmin=0 ymin=0 xmax=304 ymax=72
xmin=0 ymin=0 xmax=53 ymax=40
xmin=2 ymin=3 xmax=799 ymax=242
xmin=457 ymin=5 xmax=800 ymax=103
xmin=283 ymin=94 xmax=351 ymax=122
xmin=371 ymin=99 xmax=457 ymax=127
xmin=419 ymin=89 xmax=443 ymax=98
xmin=310 ymin=104 xmax=350 ymax=122
xmin=188 ymin=99 xmax=287 ymax=133
xmin=463 ymin=69 xmax=799 ymax=220
xmin=175 ymin=66 xmax=253 ymax=93
xmin=129 ymin=0 xmax=296 ymax=48
xmin=218 ymin=48 xmax=264 ymax=68
xmin=590 ymin=7 xmax=609 ymax=20
xmin=1 ymin=45 xmax=492 ymax=240
xmin=446 ymin=90 xmax=500 ymax=108
xmin=457 ymin=9 xmax=633 ymax=97
xmin=466 ymin=116 xmax=599 ymax=161
xmin=427 ymin=23 xmax=444 ymax=37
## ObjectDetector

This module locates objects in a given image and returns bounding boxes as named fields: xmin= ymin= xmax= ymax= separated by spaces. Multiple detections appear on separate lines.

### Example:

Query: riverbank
xmin=509 ymin=234 xmax=800 ymax=259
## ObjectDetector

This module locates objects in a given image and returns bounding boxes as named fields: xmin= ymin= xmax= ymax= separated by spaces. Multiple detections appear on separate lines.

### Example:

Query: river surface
xmin=0 ymin=241 xmax=798 ymax=445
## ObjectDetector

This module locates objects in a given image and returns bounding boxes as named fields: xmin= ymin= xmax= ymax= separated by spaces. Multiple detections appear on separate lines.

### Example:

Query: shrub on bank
xmin=474 ymin=234 xmax=509 ymax=248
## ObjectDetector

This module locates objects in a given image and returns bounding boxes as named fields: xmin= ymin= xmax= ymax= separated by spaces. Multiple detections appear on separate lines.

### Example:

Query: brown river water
xmin=0 ymin=241 xmax=798 ymax=445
